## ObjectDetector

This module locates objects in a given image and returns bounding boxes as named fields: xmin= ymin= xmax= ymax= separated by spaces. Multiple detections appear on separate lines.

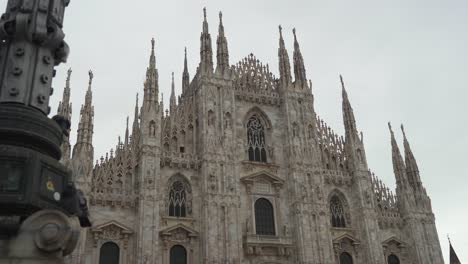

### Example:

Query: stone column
xmin=0 ymin=210 xmax=80 ymax=264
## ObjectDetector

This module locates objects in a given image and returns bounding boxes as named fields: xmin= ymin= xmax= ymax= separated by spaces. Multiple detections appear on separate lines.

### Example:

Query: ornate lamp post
xmin=0 ymin=0 xmax=89 ymax=262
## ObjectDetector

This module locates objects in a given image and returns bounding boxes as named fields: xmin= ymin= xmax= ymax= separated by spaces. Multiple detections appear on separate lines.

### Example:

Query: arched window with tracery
xmin=339 ymin=252 xmax=353 ymax=264
xmin=170 ymin=245 xmax=187 ymax=264
xmin=168 ymin=177 xmax=191 ymax=217
xmin=247 ymin=114 xmax=267 ymax=162
xmin=388 ymin=254 xmax=400 ymax=264
xmin=254 ymin=198 xmax=275 ymax=235
xmin=330 ymin=195 xmax=346 ymax=228
xmin=99 ymin=242 xmax=119 ymax=264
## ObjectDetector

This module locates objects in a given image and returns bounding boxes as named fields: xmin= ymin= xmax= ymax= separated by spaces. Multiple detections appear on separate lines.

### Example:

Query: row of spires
xmin=388 ymin=123 xmax=424 ymax=194
xmin=56 ymin=8 xmax=427 ymax=204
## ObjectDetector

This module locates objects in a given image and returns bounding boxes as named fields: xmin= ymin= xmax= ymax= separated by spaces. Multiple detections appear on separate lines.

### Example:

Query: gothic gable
xmin=333 ymin=233 xmax=360 ymax=246
xmin=90 ymin=220 xmax=133 ymax=248
xmin=382 ymin=236 xmax=406 ymax=248
xmin=159 ymin=223 xmax=198 ymax=238
xmin=241 ymin=170 xmax=284 ymax=194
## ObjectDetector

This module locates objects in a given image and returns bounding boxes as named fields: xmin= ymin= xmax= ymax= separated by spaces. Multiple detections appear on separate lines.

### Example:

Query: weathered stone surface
xmin=64 ymin=9 xmax=444 ymax=264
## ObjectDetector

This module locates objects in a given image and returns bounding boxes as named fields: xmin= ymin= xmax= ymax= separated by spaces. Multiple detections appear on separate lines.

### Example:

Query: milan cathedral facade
xmin=61 ymin=9 xmax=444 ymax=264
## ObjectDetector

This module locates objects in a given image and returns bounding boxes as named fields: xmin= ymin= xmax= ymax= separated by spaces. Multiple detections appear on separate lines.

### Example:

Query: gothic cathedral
xmin=61 ymin=8 xmax=444 ymax=264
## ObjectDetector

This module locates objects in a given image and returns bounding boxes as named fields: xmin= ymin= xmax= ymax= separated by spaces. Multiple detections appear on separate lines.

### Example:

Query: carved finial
xmin=401 ymin=124 xmax=406 ymax=138
xmin=388 ymin=122 xmax=395 ymax=136
xmin=203 ymin=7 xmax=207 ymax=20
xmin=136 ymin=93 xmax=139 ymax=106
xmin=67 ymin=68 xmax=72 ymax=81
xmin=279 ymin=25 xmax=283 ymax=37
xmin=88 ymin=70 xmax=93 ymax=82
xmin=340 ymin=74 xmax=345 ymax=90
xmin=219 ymin=11 xmax=223 ymax=23
xmin=292 ymin=28 xmax=297 ymax=41
xmin=172 ymin=71 xmax=174 ymax=83
xmin=151 ymin=37 xmax=155 ymax=51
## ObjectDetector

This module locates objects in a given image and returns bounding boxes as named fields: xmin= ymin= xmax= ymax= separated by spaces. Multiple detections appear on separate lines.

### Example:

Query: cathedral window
xmin=247 ymin=114 xmax=267 ymax=162
xmin=167 ymin=176 xmax=191 ymax=217
xmin=254 ymin=198 xmax=275 ymax=235
xmin=99 ymin=242 xmax=120 ymax=264
xmin=330 ymin=195 xmax=346 ymax=228
xmin=387 ymin=254 xmax=400 ymax=264
xmin=170 ymin=245 xmax=187 ymax=264
xmin=169 ymin=181 xmax=188 ymax=217
xmin=339 ymin=252 xmax=353 ymax=264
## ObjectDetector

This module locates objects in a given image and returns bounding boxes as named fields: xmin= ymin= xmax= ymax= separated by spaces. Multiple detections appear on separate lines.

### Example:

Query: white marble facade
xmin=61 ymin=9 xmax=444 ymax=264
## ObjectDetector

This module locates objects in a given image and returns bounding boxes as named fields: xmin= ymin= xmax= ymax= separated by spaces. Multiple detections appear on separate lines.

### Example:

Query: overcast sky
xmin=4 ymin=0 xmax=466 ymax=261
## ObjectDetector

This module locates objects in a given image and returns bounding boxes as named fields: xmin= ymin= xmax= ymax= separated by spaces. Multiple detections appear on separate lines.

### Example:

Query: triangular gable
xmin=333 ymin=233 xmax=360 ymax=246
xmin=241 ymin=170 xmax=284 ymax=187
xmin=382 ymin=236 xmax=406 ymax=248
xmin=92 ymin=220 xmax=133 ymax=234
xmin=159 ymin=223 xmax=198 ymax=237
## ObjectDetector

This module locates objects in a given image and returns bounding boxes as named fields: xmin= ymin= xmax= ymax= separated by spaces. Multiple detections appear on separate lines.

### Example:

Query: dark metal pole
xmin=0 ymin=0 xmax=90 ymax=234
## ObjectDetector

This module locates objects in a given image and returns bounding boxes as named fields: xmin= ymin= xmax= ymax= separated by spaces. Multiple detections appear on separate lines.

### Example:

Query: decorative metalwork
xmin=254 ymin=198 xmax=275 ymax=236
xmin=339 ymin=252 xmax=353 ymax=264
xmin=168 ymin=180 xmax=190 ymax=217
xmin=247 ymin=115 xmax=267 ymax=162
xmin=330 ymin=196 xmax=346 ymax=228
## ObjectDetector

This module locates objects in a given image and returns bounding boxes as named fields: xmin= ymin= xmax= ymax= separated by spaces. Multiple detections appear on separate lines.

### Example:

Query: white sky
xmin=4 ymin=0 xmax=466 ymax=261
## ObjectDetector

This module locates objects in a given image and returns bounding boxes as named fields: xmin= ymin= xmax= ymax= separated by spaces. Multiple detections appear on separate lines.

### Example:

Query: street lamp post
xmin=0 ymin=1 xmax=89 ymax=263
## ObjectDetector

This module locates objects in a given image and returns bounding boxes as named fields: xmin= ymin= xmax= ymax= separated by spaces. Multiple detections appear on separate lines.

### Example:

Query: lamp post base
xmin=0 ymin=209 xmax=80 ymax=263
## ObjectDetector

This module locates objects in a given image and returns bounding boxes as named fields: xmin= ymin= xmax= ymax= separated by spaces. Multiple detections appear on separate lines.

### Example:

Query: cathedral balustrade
xmin=89 ymin=192 xmax=138 ymax=208
xmin=322 ymin=169 xmax=353 ymax=186
xmin=243 ymin=234 xmax=294 ymax=256
xmin=161 ymin=151 xmax=200 ymax=169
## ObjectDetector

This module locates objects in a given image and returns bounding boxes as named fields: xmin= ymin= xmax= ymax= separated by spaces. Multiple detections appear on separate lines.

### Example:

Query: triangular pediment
xmin=241 ymin=170 xmax=284 ymax=186
xmin=91 ymin=220 xmax=133 ymax=234
xmin=382 ymin=236 xmax=406 ymax=248
xmin=159 ymin=223 xmax=198 ymax=237
xmin=333 ymin=233 xmax=360 ymax=245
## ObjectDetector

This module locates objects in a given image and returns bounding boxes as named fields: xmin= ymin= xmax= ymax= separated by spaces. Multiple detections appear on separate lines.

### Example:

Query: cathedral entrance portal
xmin=170 ymin=245 xmax=187 ymax=264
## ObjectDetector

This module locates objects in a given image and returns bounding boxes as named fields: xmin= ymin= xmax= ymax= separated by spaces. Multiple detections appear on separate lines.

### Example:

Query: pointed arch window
xmin=339 ymin=252 xmax=353 ymax=264
xmin=388 ymin=254 xmax=400 ymax=264
xmin=170 ymin=245 xmax=187 ymax=264
xmin=168 ymin=181 xmax=189 ymax=217
xmin=254 ymin=198 xmax=275 ymax=235
xmin=330 ymin=195 xmax=346 ymax=228
xmin=99 ymin=242 xmax=120 ymax=264
xmin=247 ymin=115 xmax=267 ymax=162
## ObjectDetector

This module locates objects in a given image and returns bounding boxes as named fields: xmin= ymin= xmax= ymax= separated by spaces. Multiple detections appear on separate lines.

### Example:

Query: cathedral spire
xmin=388 ymin=123 xmax=409 ymax=190
xmin=341 ymin=75 xmax=358 ymax=140
xmin=278 ymin=25 xmax=292 ymax=88
xmin=216 ymin=11 xmax=229 ymax=75
xmin=200 ymin=7 xmax=213 ymax=75
xmin=143 ymin=38 xmax=159 ymax=108
xmin=292 ymin=28 xmax=307 ymax=88
xmin=73 ymin=70 xmax=95 ymax=158
xmin=125 ymin=116 xmax=129 ymax=146
xmin=401 ymin=124 xmax=423 ymax=190
xmin=132 ymin=93 xmax=139 ymax=134
xmin=57 ymin=68 xmax=73 ymax=121
xmin=170 ymin=72 xmax=176 ymax=115
xmin=58 ymin=68 xmax=73 ymax=166
xmin=182 ymin=47 xmax=190 ymax=94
